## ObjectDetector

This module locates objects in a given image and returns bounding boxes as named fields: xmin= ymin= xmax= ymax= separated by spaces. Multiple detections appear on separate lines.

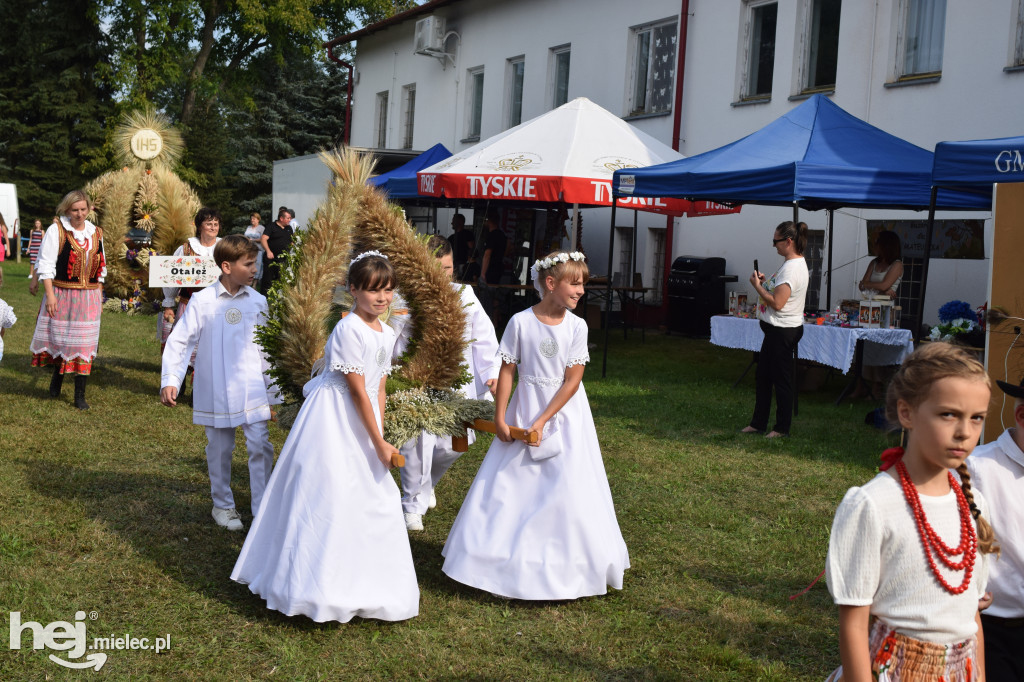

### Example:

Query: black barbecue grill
xmin=667 ymin=256 xmax=737 ymax=335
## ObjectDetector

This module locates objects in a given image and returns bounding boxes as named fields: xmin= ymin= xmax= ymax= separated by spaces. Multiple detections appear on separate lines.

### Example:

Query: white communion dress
xmin=231 ymin=313 xmax=419 ymax=622
xmin=442 ymin=308 xmax=630 ymax=600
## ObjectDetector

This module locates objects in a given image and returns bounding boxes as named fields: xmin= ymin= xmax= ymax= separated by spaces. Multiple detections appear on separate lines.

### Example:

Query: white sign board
xmin=148 ymin=256 xmax=218 ymax=289
xmin=131 ymin=129 xmax=163 ymax=160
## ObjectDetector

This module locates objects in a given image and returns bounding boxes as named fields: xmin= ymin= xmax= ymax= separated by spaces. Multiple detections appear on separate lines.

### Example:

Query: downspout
xmin=325 ymin=39 xmax=354 ymax=146
xmin=663 ymin=0 xmax=690 ymax=318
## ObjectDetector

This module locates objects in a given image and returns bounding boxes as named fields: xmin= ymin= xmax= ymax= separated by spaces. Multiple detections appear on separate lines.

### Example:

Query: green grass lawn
xmin=0 ymin=258 xmax=893 ymax=680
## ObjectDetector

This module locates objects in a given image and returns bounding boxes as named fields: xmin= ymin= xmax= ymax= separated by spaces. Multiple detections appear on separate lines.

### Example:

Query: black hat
xmin=996 ymin=377 xmax=1024 ymax=399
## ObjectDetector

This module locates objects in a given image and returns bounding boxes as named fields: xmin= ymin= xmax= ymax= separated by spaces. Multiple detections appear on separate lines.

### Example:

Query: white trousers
xmin=204 ymin=421 xmax=274 ymax=515
xmin=398 ymin=430 xmax=475 ymax=514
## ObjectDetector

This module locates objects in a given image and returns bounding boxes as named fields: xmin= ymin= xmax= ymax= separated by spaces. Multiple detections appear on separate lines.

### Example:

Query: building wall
xmin=300 ymin=0 xmax=1024 ymax=323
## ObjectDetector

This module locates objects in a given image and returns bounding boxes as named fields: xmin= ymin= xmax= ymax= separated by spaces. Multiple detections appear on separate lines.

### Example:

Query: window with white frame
xmin=465 ymin=67 xmax=484 ymax=140
xmin=895 ymin=0 xmax=947 ymax=78
xmin=615 ymin=227 xmax=634 ymax=286
xmin=628 ymin=18 xmax=677 ymax=116
xmin=549 ymin=45 xmax=571 ymax=109
xmin=374 ymin=91 xmax=388 ymax=148
xmin=1010 ymin=0 xmax=1024 ymax=67
xmin=400 ymin=84 xmax=416 ymax=150
xmin=801 ymin=0 xmax=841 ymax=91
xmin=505 ymin=57 xmax=525 ymax=128
xmin=740 ymin=1 xmax=778 ymax=99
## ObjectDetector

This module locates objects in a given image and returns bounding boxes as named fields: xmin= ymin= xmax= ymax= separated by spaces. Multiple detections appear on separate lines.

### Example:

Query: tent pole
xmin=793 ymin=202 xmax=799 ymax=226
xmin=919 ymin=186 xmax=939 ymax=336
xmin=570 ymin=203 xmax=580 ymax=251
xmin=631 ymin=209 xmax=639 ymax=288
xmin=602 ymin=202 xmax=618 ymax=378
xmin=826 ymin=208 xmax=834 ymax=311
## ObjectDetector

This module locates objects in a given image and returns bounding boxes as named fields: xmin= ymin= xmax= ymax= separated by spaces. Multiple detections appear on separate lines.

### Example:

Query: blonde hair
xmin=886 ymin=342 xmax=999 ymax=556
xmin=56 ymin=190 xmax=91 ymax=217
xmin=535 ymin=250 xmax=589 ymax=295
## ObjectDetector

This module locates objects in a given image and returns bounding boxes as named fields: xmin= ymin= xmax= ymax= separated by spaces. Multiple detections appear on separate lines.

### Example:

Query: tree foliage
xmin=0 ymin=0 xmax=114 ymax=224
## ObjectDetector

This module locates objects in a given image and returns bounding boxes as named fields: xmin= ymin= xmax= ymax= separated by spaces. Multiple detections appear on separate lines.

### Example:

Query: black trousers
xmin=749 ymin=320 xmax=803 ymax=434
xmin=981 ymin=613 xmax=1024 ymax=682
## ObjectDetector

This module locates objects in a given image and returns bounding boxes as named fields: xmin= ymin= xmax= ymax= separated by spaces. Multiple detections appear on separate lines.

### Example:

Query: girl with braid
xmin=825 ymin=342 xmax=999 ymax=681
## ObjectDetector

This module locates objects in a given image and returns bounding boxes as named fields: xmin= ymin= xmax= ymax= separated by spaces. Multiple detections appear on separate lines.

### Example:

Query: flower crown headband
xmin=531 ymin=251 xmax=585 ymax=274
xmin=350 ymin=250 xmax=388 ymax=267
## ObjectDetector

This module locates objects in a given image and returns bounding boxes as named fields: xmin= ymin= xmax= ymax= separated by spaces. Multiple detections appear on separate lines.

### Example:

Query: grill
xmin=666 ymin=256 xmax=735 ymax=335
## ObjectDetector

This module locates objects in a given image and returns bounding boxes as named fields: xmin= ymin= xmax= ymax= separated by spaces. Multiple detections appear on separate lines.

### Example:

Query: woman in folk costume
xmin=442 ymin=251 xmax=629 ymax=600
xmin=29 ymin=190 xmax=107 ymax=410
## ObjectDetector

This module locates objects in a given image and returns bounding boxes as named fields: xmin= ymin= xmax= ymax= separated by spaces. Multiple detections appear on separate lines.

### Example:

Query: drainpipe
xmin=663 ymin=0 xmax=690 ymax=318
xmin=325 ymin=39 xmax=354 ymax=145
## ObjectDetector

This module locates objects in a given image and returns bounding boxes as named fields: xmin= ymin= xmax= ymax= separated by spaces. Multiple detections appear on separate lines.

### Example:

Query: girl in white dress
xmin=231 ymin=251 xmax=418 ymax=623
xmin=825 ymin=342 xmax=999 ymax=681
xmin=442 ymin=250 xmax=629 ymax=600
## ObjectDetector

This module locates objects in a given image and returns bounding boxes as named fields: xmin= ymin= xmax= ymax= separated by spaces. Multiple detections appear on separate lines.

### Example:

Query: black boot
xmin=74 ymin=375 xmax=90 ymax=410
xmin=49 ymin=364 xmax=64 ymax=398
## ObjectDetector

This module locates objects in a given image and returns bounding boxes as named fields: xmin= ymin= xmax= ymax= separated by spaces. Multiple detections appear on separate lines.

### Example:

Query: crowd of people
xmin=0 ymin=192 xmax=1021 ymax=680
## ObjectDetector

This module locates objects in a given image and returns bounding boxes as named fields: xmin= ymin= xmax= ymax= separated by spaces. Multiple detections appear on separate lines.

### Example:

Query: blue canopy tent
xmin=369 ymin=143 xmax=452 ymax=198
xmin=920 ymin=136 xmax=1024 ymax=327
xmin=606 ymin=95 xmax=990 ymax=371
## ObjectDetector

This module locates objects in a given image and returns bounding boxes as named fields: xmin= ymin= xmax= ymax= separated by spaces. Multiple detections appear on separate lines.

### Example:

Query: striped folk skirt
xmin=30 ymin=287 xmax=102 ymax=375
xmin=825 ymin=619 xmax=978 ymax=682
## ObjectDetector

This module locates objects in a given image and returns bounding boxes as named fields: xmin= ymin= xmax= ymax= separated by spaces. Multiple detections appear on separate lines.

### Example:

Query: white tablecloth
xmin=710 ymin=316 xmax=914 ymax=375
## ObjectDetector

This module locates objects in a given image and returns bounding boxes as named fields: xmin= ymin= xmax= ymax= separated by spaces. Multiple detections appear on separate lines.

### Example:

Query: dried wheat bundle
xmin=87 ymin=167 xmax=144 ymax=297
xmin=256 ymin=148 xmax=365 ymax=401
xmin=151 ymin=166 xmax=200 ymax=257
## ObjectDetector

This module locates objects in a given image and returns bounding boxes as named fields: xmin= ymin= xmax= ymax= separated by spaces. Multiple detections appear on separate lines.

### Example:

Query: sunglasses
xmin=772 ymin=237 xmax=790 ymax=245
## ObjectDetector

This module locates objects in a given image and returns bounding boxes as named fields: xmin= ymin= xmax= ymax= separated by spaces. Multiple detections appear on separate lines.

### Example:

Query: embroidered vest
xmin=53 ymin=227 xmax=104 ymax=290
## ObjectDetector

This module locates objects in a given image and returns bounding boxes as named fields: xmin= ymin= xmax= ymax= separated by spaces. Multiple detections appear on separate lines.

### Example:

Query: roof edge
xmin=324 ymin=0 xmax=463 ymax=47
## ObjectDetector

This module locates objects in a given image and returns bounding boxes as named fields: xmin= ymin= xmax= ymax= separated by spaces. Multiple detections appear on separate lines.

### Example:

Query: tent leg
xmin=793 ymin=202 xmax=799 ymax=226
xmin=826 ymin=208 xmax=834 ymax=311
xmin=570 ymin=203 xmax=580 ymax=251
xmin=918 ymin=187 xmax=939 ymax=335
xmin=602 ymin=203 xmax=618 ymax=378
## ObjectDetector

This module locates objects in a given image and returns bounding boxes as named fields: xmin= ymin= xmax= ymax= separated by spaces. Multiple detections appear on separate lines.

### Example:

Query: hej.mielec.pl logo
xmin=8 ymin=610 xmax=172 ymax=671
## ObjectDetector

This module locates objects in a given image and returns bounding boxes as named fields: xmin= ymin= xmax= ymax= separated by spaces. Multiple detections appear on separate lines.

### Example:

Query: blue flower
xmin=938 ymin=300 xmax=977 ymax=325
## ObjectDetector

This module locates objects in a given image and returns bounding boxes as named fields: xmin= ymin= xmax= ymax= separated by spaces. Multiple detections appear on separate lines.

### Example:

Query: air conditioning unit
xmin=414 ymin=16 xmax=446 ymax=54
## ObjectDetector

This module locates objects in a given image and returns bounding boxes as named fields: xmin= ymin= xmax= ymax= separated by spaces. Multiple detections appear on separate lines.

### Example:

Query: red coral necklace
xmin=894 ymin=459 xmax=976 ymax=594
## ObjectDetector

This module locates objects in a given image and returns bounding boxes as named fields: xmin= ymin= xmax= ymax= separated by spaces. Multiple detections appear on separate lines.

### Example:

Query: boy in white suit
xmin=398 ymin=235 xmax=500 ymax=531
xmin=161 ymin=234 xmax=281 ymax=531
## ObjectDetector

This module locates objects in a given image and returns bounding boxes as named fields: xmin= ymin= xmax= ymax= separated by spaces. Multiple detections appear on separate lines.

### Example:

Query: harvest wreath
xmin=255 ymin=148 xmax=493 ymax=445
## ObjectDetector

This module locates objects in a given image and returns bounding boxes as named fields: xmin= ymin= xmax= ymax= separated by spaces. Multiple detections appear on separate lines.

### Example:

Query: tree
xmin=0 ymin=0 xmax=115 ymax=224
xmin=99 ymin=0 xmax=416 ymax=127
xmin=225 ymin=47 xmax=349 ymax=231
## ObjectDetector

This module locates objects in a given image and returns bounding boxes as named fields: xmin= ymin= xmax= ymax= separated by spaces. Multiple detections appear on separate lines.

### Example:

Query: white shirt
xmin=966 ymin=428 xmax=1024 ymax=619
xmin=35 ymin=218 xmax=107 ymax=282
xmin=392 ymin=283 xmax=501 ymax=399
xmin=161 ymin=280 xmax=281 ymax=427
xmin=826 ymin=471 xmax=990 ymax=643
xmin=162 ymin=237 xmax=220 ymax=308
xmin=758 ymin=257 xmax=808 ymax=328
xmin=0 ymin=298 xmax=15 ymax=357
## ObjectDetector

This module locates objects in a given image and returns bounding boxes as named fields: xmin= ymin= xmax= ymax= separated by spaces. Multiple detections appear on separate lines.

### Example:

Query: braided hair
xmin=885 ymin=341 xmax=1000 ymax=556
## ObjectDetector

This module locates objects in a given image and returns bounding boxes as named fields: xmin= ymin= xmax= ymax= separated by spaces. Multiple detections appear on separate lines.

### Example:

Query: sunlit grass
xmin=0 ymin=258 xmax=891 ymax=680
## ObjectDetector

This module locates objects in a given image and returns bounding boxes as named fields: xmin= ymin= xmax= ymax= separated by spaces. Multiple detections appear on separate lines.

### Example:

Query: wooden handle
xmin=470 ymin=419 xmax=539 ymax=445
xmin=390 ymin=451 xmax=405 ymax=468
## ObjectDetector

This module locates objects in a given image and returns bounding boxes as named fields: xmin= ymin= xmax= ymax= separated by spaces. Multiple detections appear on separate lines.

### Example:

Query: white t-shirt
xmin=826 ymin=471 xmax=990 ymax=643
xmin=757 ymin=257 xmax=808 ymax=328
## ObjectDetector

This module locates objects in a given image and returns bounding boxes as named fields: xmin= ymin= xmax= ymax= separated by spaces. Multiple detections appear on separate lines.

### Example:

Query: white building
xmin=288 ymin=0 xmax=1024 ymax=324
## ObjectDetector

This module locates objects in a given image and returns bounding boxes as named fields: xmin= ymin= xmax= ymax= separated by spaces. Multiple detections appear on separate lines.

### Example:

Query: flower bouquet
xmin=928 ymin=300 xmax=983 ymax=346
